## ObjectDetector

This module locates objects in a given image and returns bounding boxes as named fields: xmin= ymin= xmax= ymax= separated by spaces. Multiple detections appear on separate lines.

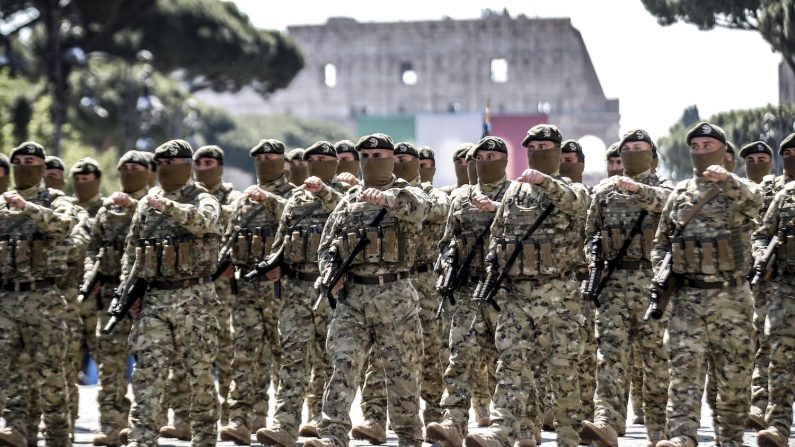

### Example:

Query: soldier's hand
xmin=221 ymin=264 xmax=234 ymax=279
xmin=333 ymin=278 xmax=344 ymax=291
xmin=703 ymin=165 xmax=728 ymax=183
xmin=764 ymin=268 xmax=773 ymax=282
xmin=471 ymin=195 xmax=497 ymax=212
xmin=91 ymin=282 xmax=100 ymax=295
xmin=518 ymin=169 xmax=545 ymax=185
xmin=361 ymin=188 xmax=386 ymax=205
xmin=266 ymin=266 xmax=281 ymax=283
xmin=147 ymin=194 xmax=164 ymax=211
xmin=616 ymin=177 xmax=639 ymax=192
xmin=2 ymin=191 xmax=26 ymax=209
xmin=129 ymin=299 xmax=142 ymax=318
xmin=337 ymin=172 xmax=359 ymax=186
xmin=111 ymin=192 xmax=130 ymax=207
xmin=245 ymin=185 xmax=267 ymax=201
xmin=304 ymin=176 xmax=324 ymax=193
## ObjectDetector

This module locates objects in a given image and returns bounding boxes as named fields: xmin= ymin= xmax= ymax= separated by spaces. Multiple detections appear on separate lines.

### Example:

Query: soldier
xmin=723 ymin=142 xmax=736 ymax=173
xmin=122 ymin=139 xmax=223 ymax=447
xmin=220 ymin=139 xmax=293 ymax=444
xmin=255 ymin=141 xmax=348 ymax=447
xmin=426 ymin=137 xmax=512 ymax=447
xmin=653 ymin=122 xmax=761 ymax=447
xmin=0 ymin=141 xmax=77 ymax=447
xmin=287 ymin=148 xmax=308 ymax=186
xmin=43 ymin=156 xmax=66 ymax=190
xmin=335 ymin=140 xmax=359 ymax=177
xmin=464 ymin=125 xmax=587 ymax=447
xmin=579 ymin=129 xmax=673 ymax=447
xmin=0 ymin=153 xmax=8 ymax=194
xmin=743 ymin=140 xmax=783 ymax=433
xmin=302 ymin=133 xmax=431 ymax=447
xmin=440 ymin=143 xmax=473 ymax=195
xmin=754 ymin=133 xmax=795 ymax=447
xmin=87 ymin=151 xmax=151 ymax=446
xmin=606 ymin=143 xmax=622 ymax=178
xmin=146 ymin=154 xmax=157 ymax=189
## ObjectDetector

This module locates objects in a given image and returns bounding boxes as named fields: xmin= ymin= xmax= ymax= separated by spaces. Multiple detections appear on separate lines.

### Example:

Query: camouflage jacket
xmin=752 ymin=182 xmax=795 ymax=268
xmin=318 ymin=175 xmax=431 ymax=276
xmin=652 ymin=173 xmax=762 ymax=282
xmin=758 ymin=174 xmax=794 ymax=219
xmin=407 ymin=175 xmax=450 ymax=265
xmin=206 ymin=181 xmax=242 ymax=228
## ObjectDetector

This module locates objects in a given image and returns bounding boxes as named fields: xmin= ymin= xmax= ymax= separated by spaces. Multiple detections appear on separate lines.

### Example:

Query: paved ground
xmin=5 ymin=383 xmax=780 ymax=447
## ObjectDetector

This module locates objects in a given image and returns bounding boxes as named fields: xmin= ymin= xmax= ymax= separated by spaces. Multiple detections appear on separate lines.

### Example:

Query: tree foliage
xmin=641 ymin=0 xmax=795 ymax=73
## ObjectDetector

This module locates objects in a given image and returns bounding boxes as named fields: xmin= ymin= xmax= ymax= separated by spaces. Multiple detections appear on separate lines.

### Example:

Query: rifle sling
xmin=677 ymin=187 xmax=720 ymax=229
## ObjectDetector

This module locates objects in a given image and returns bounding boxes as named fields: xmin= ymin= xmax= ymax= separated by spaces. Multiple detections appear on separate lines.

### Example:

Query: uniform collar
xmin=17 ymin=179 xmax=46 ymax=199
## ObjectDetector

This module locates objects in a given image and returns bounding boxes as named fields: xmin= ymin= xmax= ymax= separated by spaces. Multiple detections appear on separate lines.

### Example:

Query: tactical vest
xmin=97 ymin=205 xmax=133 ymax=277
xmin=416 ymin=184 xmax=445 ymax=264
xmin=598 ymin=182 xmax=659 ymax=262
xmin=495 ymin=181 xmax=579 ymax=279
xmin=454 ymin=182 xmax=510 ymax=273
xmin=773 ymin=184 xmax=795 ymax=273
xmin=670 ymin=181 xmax=753 ymax=277
xmin=335 ymin=197 xmax=419 ymax=269
xmin=283 ymin=197 xmax=330 ymax=267
xmin=230 ymin=182 xmax=292 ymax=269
xmin=133 ymin=186 xmax=220 ymax=281
xmin=0 ymin=189 xmax=69 ymax=281
xmin=761 ymin=175 xmax=789 ymax=218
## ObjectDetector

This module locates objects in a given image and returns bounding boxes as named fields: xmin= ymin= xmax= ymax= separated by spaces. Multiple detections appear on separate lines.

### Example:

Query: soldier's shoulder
xmin=782 ymin=180 xmax=795 ymax=192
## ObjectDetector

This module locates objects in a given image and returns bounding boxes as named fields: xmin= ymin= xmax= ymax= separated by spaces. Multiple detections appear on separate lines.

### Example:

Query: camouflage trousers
xmin=163 ymin=276 xmax=234 ymax=425
xmin=62 ymin=286 xmax=82 ymax=426
xmin=3 ymin=352 xmax=41 ymax=441
xmin=592 ymin=269 xmax=668 ymax=433
xmin=629 ymin=345 xmax=644 ymax=422
xmin=579 ymin=304 xmax=597 ymax=423
xmin=78 ymin=291 xmax=100 ymax=372
xmin=663 ymin=282 xmax=753 ymax=446
xmin=96 ymin=283 xmax=133 ymax=431
xmin=439 ymin=281 xmax=499 ymax=436
xmin=0 ymin=286 xmax=70 ymax=447
xmin=227 ymin=278 xmax=282 ymax=427
xmin=750 ymin=280 xmax=774 ymax=415
xmin=762 ymin=276 xmax=795 ymax=436
xmin=488 ymin=276 xmax=583 ymax=447
xmin=357 ymin=269 xmax=445 ymax=426
xmin=271 ymin=275 xmax=332 ymax=437
xmin=127 ymin=282 xmax=220 ymax=447
xmin=317 ymin=278 xmax=424 ymax=447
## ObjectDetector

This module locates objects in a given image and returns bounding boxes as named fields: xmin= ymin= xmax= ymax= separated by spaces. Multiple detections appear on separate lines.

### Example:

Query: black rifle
xmin=643 ymin=227 xmax=679 ymax=321
xmin=434 ymin=247 xmax=458 ymax=319
xmin=435 ymin=224 xmax=493 ymax=319
xmin=469 ymin=204 xmax=555 ymax=335
xmin=588 ymin=209 xmax=648 ymax=307
xmin=243 ymin=202 xmax=323 ymax=282
xmin=582 ymin=231 xmax=603 ymax=311
xmin=79 ymin=222 xmax=131 ymax=311
xmin=102 ymin=239 xmax=149 ymax=335
xmin=750 ymin=221 xmax=791 ymax=286
xmin=211 ymin=204 xmax=267 ymax=294
xmin=313 ymin=208 xmax=389 ymax=311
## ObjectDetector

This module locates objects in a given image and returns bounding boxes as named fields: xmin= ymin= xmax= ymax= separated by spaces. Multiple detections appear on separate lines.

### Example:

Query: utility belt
xmin=283 ymin=224 xmax=323 ymax=264
xmin=616 ymin=260 xmax=652 ymax=270
xmin=679 ymin=275 xmax=744 ymax=290
xmin=285 ymin=269 xmax=320 ymax=282
xmin=96 ymin=273 xmax=121 ymax=285
xmin=670 ymin=235 xmax=740 ymax=275
xmin=149 ymin=276 xmax=212 ymax=291
xmin=348 ymin=272 xmax=410 ymax=286
xmin=2 ymin=279 xmax=55 ymax=292
xmin=135 ymin=235 xmax=218 ymax=280
xmin=336 ymin=224 xmax=412 ymax=266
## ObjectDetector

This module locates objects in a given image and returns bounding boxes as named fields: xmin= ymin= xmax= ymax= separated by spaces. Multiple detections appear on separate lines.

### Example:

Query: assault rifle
xmin=750 ymin=221 xmax=791 ymax=286
xmin=102 ymin=240 xmax=149 ymax=335
xmin=434 ymin=247 xmax=458 ymax=319
xmin=435 ymin=223 xmax=493 ymax=319
xmin=78 ymin=222 xmax=131 ymax=311
xmin=211 ymin=204 xmax=267 ymax=294
xmin=469 ymin=204 xmax=555 ymax=335
xmin=313 ymin=208 xmax=389 ymax=311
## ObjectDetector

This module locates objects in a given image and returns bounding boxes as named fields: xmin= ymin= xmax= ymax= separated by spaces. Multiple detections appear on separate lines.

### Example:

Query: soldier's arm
xmin=159 ymin=194 xmax=222 ymax=236
xmin=317 ymin=200 xmax=346 ymax=272
xmin=120 ymin=205 xmax=143 ymax=280
xmin=21 ymin=196 xmax=76 ymax=239
xmin=537 ymin=175 xmax=585 ymax=213
xmin=84 ymin=208 xmax=107 ymax=274
xmin=751 ymin=191 xmax=782 ymax=259
xmin=425 ymin=188 xmax=451 ymax=224
xmin=650 ymin=192 xmax=677 ymax=266
xmin=632 ymin=180 xmax=674 ymax=213
xmin=221 ymin=190 xmax=243 ymax=225
xmin=380 ymin=185 xmax=431 ymax=223
xmin=715 ymin=173 xmax=763 ymax=216
xmin=255 ymin=190 xmax=289 ymax=221
xmin=314 ymin=183 xmax=346 ymax=213
xmin=270 ymin=199 xmax=296 ymax=254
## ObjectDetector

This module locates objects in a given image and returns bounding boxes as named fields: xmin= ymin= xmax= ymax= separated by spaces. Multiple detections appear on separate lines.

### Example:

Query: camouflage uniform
xmin=583 ymin=172 xmax=673 ymax=435
xmin=75 ymin=194 xmax=105 ymax=369
xmin=266 ymin=178 xmax=348 ymax=438
xmin=315 ymin=176 xmax=431 ymax=447
xmin=653 ymin=173 xmax=761 ymax=447
xmin=0 ymin=179 xmax=77 ymax=447
xmin=124 ymin=181 xmax=223 ymax=447
xmin=479 ymin=175 xmax=587 ymax=447
xmin=224 ymin=175 xmax=293 ymax=431
xmin=576 ymin=185 xmax=596 ymax=424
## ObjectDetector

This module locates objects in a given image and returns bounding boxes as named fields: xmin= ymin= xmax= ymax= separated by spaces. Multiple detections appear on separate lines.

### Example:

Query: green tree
xmin=641 ymin=0 xmax=795 ymax=74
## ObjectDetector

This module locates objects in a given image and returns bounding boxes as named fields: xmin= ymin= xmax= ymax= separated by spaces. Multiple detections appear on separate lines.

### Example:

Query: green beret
xmin=686 ymin=121 xmax=726 ymax=146
xmin=334 ymin=140 xmax=359 ymax=160
xmin=418 ymin=146 xmax=435 ymax=160
xmin=355 ymin=133 xmax=394 ymax=151
xmin=474 ymin=136 xmax=508 ymax=154
xmin=726 ymin=141 xmax=735 ymax=154
xmin=618 ymin=128 xmax=656 ymax=152
xmin=739 ymin=141 xmax=772 ymax=158
xmin=117 ymin=151 xmax=150 ymax=170
xmin=454 ymin=143 xmax=474 ymax=160
xmin=0 ymin=152 xmax=9 ymax=171
xmin=140 ymin=151 xmax=155 ymax=171
xmin=605 ymin=142 xmax=620 ymax=160
xmin=44 ymin=156 xmax=65 ymax=171
xmin=193 ymin=145 xmax=225 ymax=163
xmin=521 ymin=124 xmax=562 ymax=147
xmin=561 ymin=139 xmax=582 ymax=153
xmin=285 ymin=148 xmax=304 ymax=162
xmin=10 ymin=141 xmax=45 ymax=161
xmin=154 ymin=139 xmax=194 ymax=160
xmin=70 ymin=157 xmax=102 ymax=178
xmin=394 ymin=142 xmax=419 ymax=158
xmin=250 ymin=139 xmax=285 ymax=157
xmin=303 ymin=141 xmax=336 ymax=159
xmin=780 ymin=133 xmax=795 ymax=155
